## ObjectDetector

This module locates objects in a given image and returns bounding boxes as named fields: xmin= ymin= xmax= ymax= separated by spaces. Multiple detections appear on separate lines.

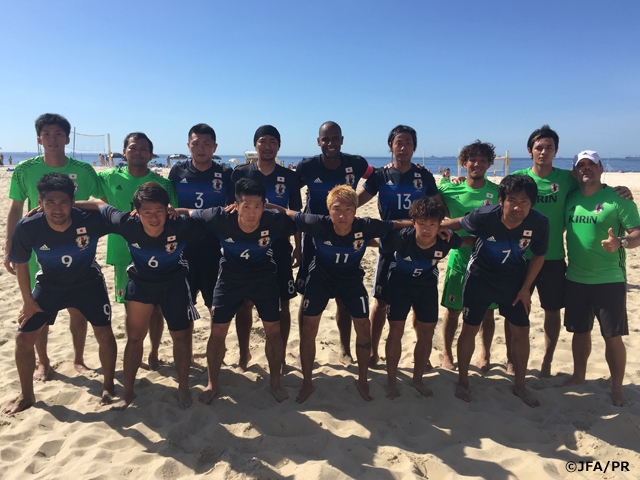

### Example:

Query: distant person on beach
xmin=438 ymin=141 xmax=499 ymax=372
xmin=562 ymin=150 xmax=640 ymax=407
xmin=296 ymin=121 xmax=374 ymax=366
xmin=381 ymin=198 xmax=469 ymax=399
xmin=98 ymin=153 xmax=105 ymax=166
xmin=229 ymin=125 xmax=302 ymax=373
xmin=96 ymin=132 xmax=178 ymax=372
xmin=184 ymin=178 xmax=294 ymax=404
xmin=76 ymin=182 xmax=205 ymax=410
xmin=356 ymin=125 xmax=445 ymax=368
xmin=3 ymin=173 xmax=117 ymax=414
xmin=4 ymin=113 xmax=100 ymax=382
xmin=439 ymin=167 xmax=451 ymax=185
xmin=0 ymin=153 xmax=4 ymax=166
xmin=442 ymin=175 xmax=549 ymax=408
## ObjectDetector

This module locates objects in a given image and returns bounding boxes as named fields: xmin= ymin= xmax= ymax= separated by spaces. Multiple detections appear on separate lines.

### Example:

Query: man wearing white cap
xmin=563 ymin=150 xmax=640 ymax=406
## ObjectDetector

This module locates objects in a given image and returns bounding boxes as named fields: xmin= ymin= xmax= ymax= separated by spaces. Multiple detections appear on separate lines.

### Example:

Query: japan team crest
xmin=518 ymin=238 xmax=531 ymax=250
xmin=551 ymin=183 xmax=560 ymax=193
xmin=165 ymin=242 xmax=178 ymax=253
xmin=449 ymin=294 xmax=456 ymax=303
xmin=353 ymin=239 xmax=365 ymax=251
xmin=212 ymin=179 xmax=223 ymax=191
xmin=482 ymin=199 xmax=492 ymax=206
xmin=75 ymin=235 xmax=90 ymax=249
xmin=413 ymin=178 xmax=423 ymax=190
xmin=258 ymin=237 xmax=270 ymax=247
xmin=345 ymin=173 xmax=355 ymax=186
xmin=595 ymin=204 xmax=604 ymax=213
xmin=275 ymin=183 xmax=286 ymax=195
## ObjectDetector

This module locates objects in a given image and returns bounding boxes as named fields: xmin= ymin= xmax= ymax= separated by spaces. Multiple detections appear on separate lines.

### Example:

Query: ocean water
xmin=2 ymin=151 xmax=639 ymax=174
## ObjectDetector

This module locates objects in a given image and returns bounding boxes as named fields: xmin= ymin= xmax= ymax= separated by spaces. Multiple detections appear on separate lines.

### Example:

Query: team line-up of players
xmin=3 ymin=114 xmax=638 ymax=414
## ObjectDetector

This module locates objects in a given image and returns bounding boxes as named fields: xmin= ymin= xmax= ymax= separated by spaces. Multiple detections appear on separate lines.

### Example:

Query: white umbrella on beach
xmin=229 ymin=158 xmax=239 ymax=163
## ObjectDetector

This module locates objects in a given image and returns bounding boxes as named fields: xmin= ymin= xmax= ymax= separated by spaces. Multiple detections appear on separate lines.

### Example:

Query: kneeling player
xmin=4 ymin=173 xmax=117 ymax=414
xmin=382 ymin=198 xmax=470 ymax=399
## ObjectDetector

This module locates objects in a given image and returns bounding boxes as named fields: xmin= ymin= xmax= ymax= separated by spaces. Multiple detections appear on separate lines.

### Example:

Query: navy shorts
xmin=386 ymin=275 xmax=439 ymax=323
xmin=527 ymin=259 xmax=566 ymax=311
xmin=126 ymin=276 xmax=199 ymax=331
xmin=564 ymin=280 xmax=628 ymax=337
xmin=184 ymin=233 xmax=222 ymax=308
xmin=20 ymin=276 xmax=112 ymax=333
xmin=371 ymin=250 xmax=394 ymax=301
xmin=272 ymin=238 xmax=297 ymax=300
xmin=302 ymin=274 xmax=369 ymax=318
xmin=463 ymin=274 xmax=529 ymax=327
xmin=212 ymin=273 xmax=281 ymax=324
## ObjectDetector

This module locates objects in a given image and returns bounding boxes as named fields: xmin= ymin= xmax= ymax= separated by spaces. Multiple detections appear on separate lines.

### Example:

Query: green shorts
xmin=440 ymin=267 xmax=497 ymax=311
xmin=114 ymin=264 xmax=129 ymax=303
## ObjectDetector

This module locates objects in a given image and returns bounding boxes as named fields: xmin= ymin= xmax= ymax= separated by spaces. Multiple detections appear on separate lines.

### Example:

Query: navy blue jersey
xmin=169 ymin=160 xmax=232 ymax=209
xmin=229 ymin=162 xmax=302 ymax=210
xmin=381 ymin=227 xmax=462 ymax=285
xmin=297 ymin=153 xmax=370 ymax=215
xmin=192 ymin=207 xmax=295 ymax=280
xmin=295 ymin=213 xmax=393 ymax=282
xmin=363 ymin=165 xmax=438 ymax=220
xmin=461 ymin=204 xmax=549 ymax=283
xmin=101 ymin=205 xmax=206 ymax=282
xmin=9 ymin=208 xmax=110 ymax=287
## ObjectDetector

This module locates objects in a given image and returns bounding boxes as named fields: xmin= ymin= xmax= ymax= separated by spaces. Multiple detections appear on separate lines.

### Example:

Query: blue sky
xmin=1 ymin=0 xmax=638 ymax=158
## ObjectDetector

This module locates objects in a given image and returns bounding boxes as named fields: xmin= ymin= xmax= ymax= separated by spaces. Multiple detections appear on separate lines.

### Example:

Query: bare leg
xmin=441 ymin=308 xmax=461 ymax=370
xmin=147 ymin=305 xmax=163 ymax=371
xmin=199 ymin=322 xmax=230 ymax=404
xmin=509 ymin=323 xmax=539 ymax=407
xmin=169 ymin=326 xmax=193 ymax=409
xmin=352 ymin=317 xmax=373 ymax=401
xmin=92 ymin=326 xmax=117 ymax=406
xmin=33 ymin=324 xmax=51 ymax=382
xmin=235 ymin=299 xmax=253 ymax=372
xmin=413 ymin=322 xmax=436 ymax=397
xmin=603 ymin=336 xmax=627 ymax=406
xmin=335 ymin=299 xmax=353 ymax=366
xmin=262 ymin=321 xmax=288 ymax=402
xmin=3 ymin=329 xmax=41 ymax=414
xmin=111 ymin=301 xmax=154 ymax=411
xmin=68 ymin=308 xmax=89 ymax=374
xmin=540 ymin=309 xmax=561 ymax=377
xmin=413 ymin=311 xmax=433 ymax=371
xmin=385 ymin=320 xmax=405 ymax=399
xmin=504 ymin=320 xmax=514 ymax=375
xmin=369 ymin=298 xmax=387 ymax=368
xmin=279 ymin=299 xmax=291 ymax=374
xmin=296 ymin=314 xmax=321 ymax=403
xmin=563 ymin=331 xmax=591 ymax=387
xmin=477 ymin=309 xmax=495 ymax=373
xmin=455 ymin=323 xmax=480 ymax=402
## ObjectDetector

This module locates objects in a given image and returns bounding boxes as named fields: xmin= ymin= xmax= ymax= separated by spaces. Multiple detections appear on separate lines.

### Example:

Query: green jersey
xmin=565 ymin=185 xmax=640 ymax=284
xmin=438 ymin=179 xmax=499 ymax=273
xmin=97 ymin=167 xmax=179 ymax=265
xmin=512 ymin=167 xmax=577 ymax=260
xmin=9 ymin=155 xmax=100 ymax=209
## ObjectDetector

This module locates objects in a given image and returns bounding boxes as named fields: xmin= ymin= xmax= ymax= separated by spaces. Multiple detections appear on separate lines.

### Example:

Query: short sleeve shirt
xmin=229 ymin=163 xmax=302 ymax=210
xmin=169 ymin=160 xmax=232 ymax=209
xmin=565 ymin=185 xmax=640 ymax=284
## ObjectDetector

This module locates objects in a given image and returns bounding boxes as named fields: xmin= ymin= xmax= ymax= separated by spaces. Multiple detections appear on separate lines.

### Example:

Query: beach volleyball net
xmin=68 ymin=129 xmax=112 ymax=164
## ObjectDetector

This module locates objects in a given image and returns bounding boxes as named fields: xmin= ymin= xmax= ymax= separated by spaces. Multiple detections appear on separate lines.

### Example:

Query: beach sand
xmin=0 ymin=170 xmax=639 ymax=479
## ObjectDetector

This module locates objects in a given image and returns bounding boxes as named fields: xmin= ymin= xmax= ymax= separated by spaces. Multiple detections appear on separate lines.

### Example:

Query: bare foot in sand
xmin=236 ymin=353 xmax=252 ymax=373
xmin=356 ymin=380 xmax=372 ymax=401
xmin=2 ymin=394 xmax=36 ymax=414
xmin=411 ymin=380 xmax=433 ymax=398
xmin=33 ymin=362 xmax=52 ymax=382
xmin=385 ymin=380 xmax=399 ymax=399
xmin=455 ymin=383 xmax=471 ymax=402
xmin=198 ymin=386 xmax=218 ymax=405
xmin=270 ymin=386 xmax=289 ymax=403
xmin=513 ymin=386 xmax=540 ymax=408
xmin=73 ymin=362 xmax=90 ymax=375
xmin=100 ymin=389 xmax=115 ymax=406
xmin=148 ymin=355 xmax=160 ymax=371
xmin=562 ymin=375 xmax=585 ymax=387
xmin=611 ymin=388 xmax=629 ymax=407
xmin=178 ymin=390 xmax=193 ymax=409
xmin=110 ymin=392 xmax=136 ymax=411
xmin=476 ymin=358 xmax=491 ymax=374
xmin=506 ymin=362 xmax=515 ymax=376
xmin=339 ymin=352 xmax=353 ymax=367
xmin=540 ymin=360 xmax=552 ymax=378
xmin=296 ymin=384 xmax=315 ymax=403
xmin=440 ymin=355 xmax=456 ymax=371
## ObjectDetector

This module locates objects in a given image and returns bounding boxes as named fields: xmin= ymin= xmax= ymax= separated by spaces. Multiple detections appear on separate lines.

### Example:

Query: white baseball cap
xmin=572 ymin=150 xmax=601 ymax=168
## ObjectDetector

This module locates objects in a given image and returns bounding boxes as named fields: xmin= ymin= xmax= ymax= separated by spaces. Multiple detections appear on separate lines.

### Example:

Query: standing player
xmin=189 ymin=179 xmax=295 ymax=404
xmin=97 ymin=132 xmax=178 ymax=371
xmin=77 ymin=183 xmax=205 ymax=410
xmin=169 ymin=123 xmax=231 ymax=311
xmin=296 ymin=121 xmax=374 ymax=364
xmin=357 ymin=125 xmax=443 ymax=367
xmin=229 ymin=125 xmax=302 ymax=372
xmin=563 ymin=151 xmax=640 ymax=406
xmin=3 ymin=173 xmax=117 ymax=414
xmin=443 ymin=175 xmax=549 ymax=407
xmin=4 ymin=113 xmax=101 ymax=381
xmin=439 ymin=141 xmax=499 ymax=372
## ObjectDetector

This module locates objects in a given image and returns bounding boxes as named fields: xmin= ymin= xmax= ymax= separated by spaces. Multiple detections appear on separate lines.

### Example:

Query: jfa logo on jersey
xmin=353 ymin=239 xmax=365 ymax=251
xmin=345 ymin=173 xmax=355 ymax=186
xmin=551 ymin=183 xmax=560 ymax=193
xmin=482 ymin=200 xmax=492 ymax=206
xmin=518 ymin=238 xmax=531 ymax=249
xmin=165 ymin=242 xmax=178 ymax=253
xmin=75 ymin=235 xmax=90 ymax=249
xmin=595 ymin=204 xmax=604 ymax=213
xmin=258 ymin=236 xmax=270 ymax=247
xmin=413 ymin=178 xmax=423 ymax=190
xmin=212 ymin=179 xmax=223 ymax=191
xmin=275 ymin=183 xmax=286 ymax=196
